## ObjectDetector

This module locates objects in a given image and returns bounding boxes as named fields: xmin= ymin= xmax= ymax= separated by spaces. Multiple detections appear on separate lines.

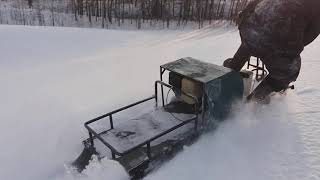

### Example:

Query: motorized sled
xmin=71 ymin=57 xmax=269 ymax=179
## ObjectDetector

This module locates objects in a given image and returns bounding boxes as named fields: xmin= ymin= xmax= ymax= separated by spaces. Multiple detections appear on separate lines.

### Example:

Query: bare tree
xmin=27 ymin=0 xmax=33 ymax=8
xmin=2 ymin=0 xmax=251 ymax=29
xmin=50 ymin=0 xmax=55 ymax=26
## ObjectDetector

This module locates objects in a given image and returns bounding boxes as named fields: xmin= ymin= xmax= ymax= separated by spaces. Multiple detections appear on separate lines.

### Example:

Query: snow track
xmin=0 ymin=24 xmax=319 ymax=180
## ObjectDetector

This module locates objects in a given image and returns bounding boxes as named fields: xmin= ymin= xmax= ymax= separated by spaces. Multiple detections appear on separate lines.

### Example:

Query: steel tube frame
xmin=247 ymin=57 xmax=268 ymax=81
xmin=84 ymin=80 xmax=199 ymax=160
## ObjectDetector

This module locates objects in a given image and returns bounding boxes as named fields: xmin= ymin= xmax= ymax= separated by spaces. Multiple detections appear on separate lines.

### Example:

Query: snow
xmin=0 ymin=23 xmax=319 ymax=180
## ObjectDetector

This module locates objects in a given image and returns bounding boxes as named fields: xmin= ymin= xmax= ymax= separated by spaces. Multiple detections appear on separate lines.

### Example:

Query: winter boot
xmin=247 ymin=79 xmax=274 ymax=104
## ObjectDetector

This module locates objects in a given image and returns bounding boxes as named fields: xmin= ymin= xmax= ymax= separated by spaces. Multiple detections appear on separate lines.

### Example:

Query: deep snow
xmin=0 ymin=24 xmax=319 ymax=180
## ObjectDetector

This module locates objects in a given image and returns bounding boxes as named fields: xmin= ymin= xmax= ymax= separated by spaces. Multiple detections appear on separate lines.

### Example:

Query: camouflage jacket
xmin=237 ymin=0 xmax=320 ymax=57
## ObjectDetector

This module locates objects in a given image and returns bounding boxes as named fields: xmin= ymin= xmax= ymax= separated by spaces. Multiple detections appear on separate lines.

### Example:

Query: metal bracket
xmin=246 ymin=57 xmax=268 ymax=81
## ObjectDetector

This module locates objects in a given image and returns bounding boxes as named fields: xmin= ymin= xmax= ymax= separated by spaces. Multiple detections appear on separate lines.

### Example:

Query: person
xmin=223 ymin=0 xmax=320 ymax=102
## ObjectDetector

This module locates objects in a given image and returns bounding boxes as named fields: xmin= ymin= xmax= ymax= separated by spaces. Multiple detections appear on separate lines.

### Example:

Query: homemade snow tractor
xmin=72 ymin=57 xmax=256 ymax=179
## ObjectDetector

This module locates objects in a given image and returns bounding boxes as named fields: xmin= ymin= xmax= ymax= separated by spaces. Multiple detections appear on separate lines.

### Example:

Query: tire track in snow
xmin=135 ymin=22 xmax=237 ymax=48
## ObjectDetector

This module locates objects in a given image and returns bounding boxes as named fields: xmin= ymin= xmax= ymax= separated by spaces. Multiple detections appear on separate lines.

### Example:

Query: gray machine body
xmin=161 ymin=57 xmax=244 ymax=125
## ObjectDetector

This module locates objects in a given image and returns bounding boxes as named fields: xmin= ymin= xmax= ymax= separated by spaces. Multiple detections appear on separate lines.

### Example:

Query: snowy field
xmin=0 ymin=24 xmax=319 ymax=180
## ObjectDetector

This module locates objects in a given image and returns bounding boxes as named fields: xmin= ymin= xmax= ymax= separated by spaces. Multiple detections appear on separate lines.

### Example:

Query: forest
xmin=0 ymin=0 xmax=250 ymax=29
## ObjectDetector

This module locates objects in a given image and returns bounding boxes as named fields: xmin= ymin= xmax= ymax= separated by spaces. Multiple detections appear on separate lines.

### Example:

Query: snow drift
xmin=0 ymin=24 xmax=319 ymax=180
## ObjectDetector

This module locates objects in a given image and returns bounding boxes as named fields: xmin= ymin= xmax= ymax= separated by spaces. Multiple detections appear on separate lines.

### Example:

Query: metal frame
xmin=247 ymin=57 xmax=268 ymax=81
xmin=160 ymin=66 xmax=206 ymax=128
xmin=83 ymin=80 xmax=199 ymax=161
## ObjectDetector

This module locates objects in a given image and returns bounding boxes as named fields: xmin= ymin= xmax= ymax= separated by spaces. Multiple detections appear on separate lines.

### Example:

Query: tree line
xmin=1 ymin=0 xmax=251 ymax=29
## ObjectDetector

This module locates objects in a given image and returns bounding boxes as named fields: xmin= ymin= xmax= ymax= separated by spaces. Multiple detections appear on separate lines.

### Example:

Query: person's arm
xmin=223 ymin=43 xmax=251 ymax=71
xmin=303 ymin=0 xmax=320 ymax=46
xmin=304 ymin=22 xmax=320 ymax=46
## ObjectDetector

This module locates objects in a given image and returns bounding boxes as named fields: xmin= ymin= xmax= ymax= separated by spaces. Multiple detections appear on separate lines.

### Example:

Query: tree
xmin=27 ymin=0 xmax=33 ymax=8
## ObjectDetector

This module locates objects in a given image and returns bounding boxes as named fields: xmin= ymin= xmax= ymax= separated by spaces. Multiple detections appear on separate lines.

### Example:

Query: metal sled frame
xmin=159 ymin=65 xmax=208 ymax=125
xmin=83 ymin=80 xmax=199 ymax=162
xmin=247 ymin=57 xmax=268 ymax=81
xmin=74 ymin=58 xmax=245 ymax=178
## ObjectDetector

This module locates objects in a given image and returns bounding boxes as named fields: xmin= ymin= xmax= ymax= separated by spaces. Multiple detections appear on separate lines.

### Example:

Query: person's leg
xmin=247 ymin=55 xmax=301 ymax=103
xmin=265 ymin=55 xmax=301 ymax=91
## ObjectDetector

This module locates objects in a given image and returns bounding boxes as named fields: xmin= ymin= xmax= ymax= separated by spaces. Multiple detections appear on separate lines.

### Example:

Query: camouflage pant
xmin=262 ymin=52 xmax=301 ymax=91
xmin=228 ymin=43 xmax=301 ymax=91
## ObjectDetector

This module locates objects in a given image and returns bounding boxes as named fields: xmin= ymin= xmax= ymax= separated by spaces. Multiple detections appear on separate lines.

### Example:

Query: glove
xmin=223 ymin=58 xmax=234 ymax=69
